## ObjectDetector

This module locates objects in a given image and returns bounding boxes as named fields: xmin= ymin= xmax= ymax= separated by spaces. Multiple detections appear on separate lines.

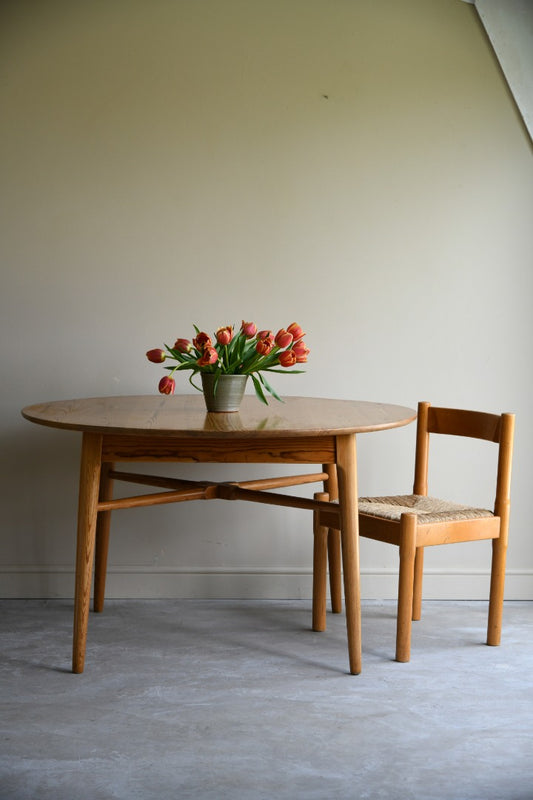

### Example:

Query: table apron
xmin=101 ymin=434 xmax=337 ymax=464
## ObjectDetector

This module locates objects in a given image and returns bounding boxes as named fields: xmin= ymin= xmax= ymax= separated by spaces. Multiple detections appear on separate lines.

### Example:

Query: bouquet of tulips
xmin=146 ymin=321 xmax=309 ymax=404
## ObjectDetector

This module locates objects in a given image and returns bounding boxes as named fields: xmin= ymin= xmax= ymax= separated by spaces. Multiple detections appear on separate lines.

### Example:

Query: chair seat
xmin=358 ymin=494 xmax=494 ymax=524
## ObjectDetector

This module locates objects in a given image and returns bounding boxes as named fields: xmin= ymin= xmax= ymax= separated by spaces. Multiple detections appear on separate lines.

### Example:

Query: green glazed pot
xmin=201 ymin=373 xmax=248 ymax=413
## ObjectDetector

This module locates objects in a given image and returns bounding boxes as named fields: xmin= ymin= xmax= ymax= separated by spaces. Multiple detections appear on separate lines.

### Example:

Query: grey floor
xmin=1 ymin=599 xmax=532 ymax=800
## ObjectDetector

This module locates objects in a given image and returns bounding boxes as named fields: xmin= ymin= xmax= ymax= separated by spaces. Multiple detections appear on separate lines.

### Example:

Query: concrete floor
xmin=1 ymin=599 xmax=532 ymax=800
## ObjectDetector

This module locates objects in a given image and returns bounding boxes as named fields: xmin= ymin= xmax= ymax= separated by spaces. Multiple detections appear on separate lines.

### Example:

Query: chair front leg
xmin=396 ymin=513 xmax=417 ymax=663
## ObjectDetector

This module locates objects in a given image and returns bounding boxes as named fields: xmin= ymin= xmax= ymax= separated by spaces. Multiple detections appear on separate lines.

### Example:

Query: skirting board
xmin=1 ymin=567 xmax=532 ymax=600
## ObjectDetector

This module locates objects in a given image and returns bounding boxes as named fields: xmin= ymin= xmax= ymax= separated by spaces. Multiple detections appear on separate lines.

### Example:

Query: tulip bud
xmin=146 ymin=348 xmax=166 ymax=363
xmin=241 ymin=320 xmax=257 ymax=338
xmin=174 ymin=338 xmax=192 ymax=353
xmin=287 ymin=322 xmax=305 ymax=341
xmin=216 ymin=326 xmax=234 ymax=346
xmin=158 ymin=375 xmax=175 ymax=395
xmin=197 ymin=346 xmax=219 ymax=366
xmin=275 ymin=329 xmax=293 ymax=349
xmin=279 ymin=349 xmax=297 ymax=367
xmin=257 ymin=330 xmax=273 ymax=341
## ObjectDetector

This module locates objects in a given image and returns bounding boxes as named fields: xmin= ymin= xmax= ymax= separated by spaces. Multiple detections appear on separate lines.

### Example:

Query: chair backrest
xmin=413 ymin=401 xmax=515 ymax=519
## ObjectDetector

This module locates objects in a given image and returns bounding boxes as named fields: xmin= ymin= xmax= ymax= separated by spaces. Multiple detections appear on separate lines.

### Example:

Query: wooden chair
xmin=316 ymin=402 xmax=515 ymax=662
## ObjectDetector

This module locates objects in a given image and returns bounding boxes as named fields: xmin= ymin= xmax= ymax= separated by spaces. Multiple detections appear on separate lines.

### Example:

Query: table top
xmin=22 ymin=395 xmax=416 ymax=439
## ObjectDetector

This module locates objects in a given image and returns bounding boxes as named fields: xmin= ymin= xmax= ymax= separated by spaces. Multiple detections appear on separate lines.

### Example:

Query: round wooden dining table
xmin=22 ymin=394 xmax=416 ymax=675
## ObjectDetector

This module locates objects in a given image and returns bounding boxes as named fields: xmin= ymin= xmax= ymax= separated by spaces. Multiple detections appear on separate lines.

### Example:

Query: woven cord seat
xmin=358 ymin=495 xmax=494 ymax=525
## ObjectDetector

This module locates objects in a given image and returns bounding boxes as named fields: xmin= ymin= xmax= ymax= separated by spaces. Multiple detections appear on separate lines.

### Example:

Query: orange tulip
xmin=256 ymin=336 xmax=274 ymax=356
xmin=241 ymin=321 xmax=257 ymax=338
xmin=174 ymin=338 xmax=192 ymax=353
xmin=158 ymin=376 xmax=175 ymax=394
xmin=279 ymin=349 xmax=297 ymax=367
xmin=197 ymin=346 xmax=218 ymax=366
xmin=193 ymin=332 xmax=212 ymax=351
xmin=275 ymin=329 xmax=293 ymax=349
xmin=216 ymin=326 xmax=233 ymax=346
xmin=292 ymin=340 xmax=309 ymax=363
xmin=146 ymin=348 xmax=166 ymax=363
xmin=287 ymin=322 xmax=305 ymax=341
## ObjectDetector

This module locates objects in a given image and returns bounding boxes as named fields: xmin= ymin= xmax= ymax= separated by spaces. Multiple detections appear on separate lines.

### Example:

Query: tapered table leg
xmin=335 ymin=434 xmax=362 ymax=675
xmin=94 ymin=462 xmax=114 ymax=613
xmin=312 ymin=492 xmax=329 ymax=632
xmin=72 ymin=433 xmax=103 ymax=674
xmin=324 ymin=464 xmax=342 ymax=613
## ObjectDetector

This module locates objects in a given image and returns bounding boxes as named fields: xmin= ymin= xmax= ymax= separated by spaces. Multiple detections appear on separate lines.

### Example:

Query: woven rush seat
xmin=358 ymin=494 xmax=494 ymax=524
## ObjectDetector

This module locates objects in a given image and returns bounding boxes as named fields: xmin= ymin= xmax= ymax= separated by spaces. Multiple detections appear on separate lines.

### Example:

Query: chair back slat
xmin=427 ymin=407 xmax=502 ymax=443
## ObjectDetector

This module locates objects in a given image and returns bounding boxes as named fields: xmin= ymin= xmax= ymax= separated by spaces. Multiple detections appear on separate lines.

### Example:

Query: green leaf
xmin=251 ymin=374 xmax=269 ymax=405
xmin=257 ymin=372 xmax=283 ymax=402
xmin=188 ymin=372 xmax=202 ymax=392
xmin=264 ymin=368 xmax=306 ymax=374
xmin=176 ymin=361 xmax=198 ymax=371
xmin=213 ymin=366 xmax=222 ymax=395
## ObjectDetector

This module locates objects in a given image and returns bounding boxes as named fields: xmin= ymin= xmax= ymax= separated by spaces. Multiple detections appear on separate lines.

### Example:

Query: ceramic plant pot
xmin=201 ymin=373 xmax=248 ymax=412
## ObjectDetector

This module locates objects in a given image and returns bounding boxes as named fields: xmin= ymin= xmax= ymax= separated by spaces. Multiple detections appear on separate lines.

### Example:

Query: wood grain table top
xmin=22 ymin=395 xmax=416 ymax=438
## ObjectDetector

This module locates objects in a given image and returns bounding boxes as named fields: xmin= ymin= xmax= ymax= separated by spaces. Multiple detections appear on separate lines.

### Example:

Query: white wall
xmin=474 ymin=0 xmax=533 ymax=142
xmin=1 ymin=0 xmax=532 ymax=600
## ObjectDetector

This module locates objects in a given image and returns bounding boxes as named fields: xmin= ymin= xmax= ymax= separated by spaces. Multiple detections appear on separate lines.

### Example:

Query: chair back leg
xmin=412 ymin=547 xmax=424 ymax=621
xmin=487 ymin=536 xmax=508 ymax=645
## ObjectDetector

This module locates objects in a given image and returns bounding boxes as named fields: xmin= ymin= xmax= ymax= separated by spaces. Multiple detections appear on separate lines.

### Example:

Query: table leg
xmin=312 ymin=492 xmax=329 ymax=632
xmin=94 ymin=462 xmax=114 ymax=613
xmin=72 ymin=432 xmax=103 ymax=674
xmin=324 ymin=464 xmax=342 ymax=613
xmin=335 ymin=434 xmax=362 ymax=675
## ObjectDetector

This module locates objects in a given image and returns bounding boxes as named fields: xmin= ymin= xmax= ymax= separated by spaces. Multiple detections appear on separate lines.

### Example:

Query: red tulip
xmin=279 ymin=349 xmax=297 ymax=367
xmin=158 ymin=375 xmax=175 ymax=395
xmin=241 ymin=320 xmax=257 ymax=338
xmin=292 ymin=340 xmax=310 ymax=363
xmin=193 ymin=332 xmax=212 ymax=351
xmin=197 ymin=346 xmax=218 ymax=366
xmin=287 ymin=322 xmax=305 ymax=341
xmin=216 ymin=326 xmax=234 ymax=346
xmin=256 ymin=336 xmax=274 ymax=356
xmin=146 ymin=348 xmax=166 ymax=364
xmin=174 ymin=338 xmax=192 ymax=353
xmin=275 ymin=329 xmax=293 ymax=349
xmin=257 ymin=330 xmax=273 ymax=341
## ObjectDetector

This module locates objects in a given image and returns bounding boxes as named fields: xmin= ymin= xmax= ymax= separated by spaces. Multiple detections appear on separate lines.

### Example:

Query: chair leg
xmin=487 ymin=536 xmax=508 ymax=646
xmin=93 ymin=462 xmax=114 ymax=613
xmin=412 ymin=547 xmax=424 ymax=621
xmin=327 ymin=528 xmax=342 ymax=613
xmin=312 ymin=493 xmax=329 ymax=631
xmin=396 ymin=514 xmax=417 ymax=663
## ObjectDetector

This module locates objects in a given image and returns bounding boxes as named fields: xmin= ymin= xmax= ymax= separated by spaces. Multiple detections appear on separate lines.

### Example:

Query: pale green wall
xmin=1 ymin=0 xmax=532 ymax=599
